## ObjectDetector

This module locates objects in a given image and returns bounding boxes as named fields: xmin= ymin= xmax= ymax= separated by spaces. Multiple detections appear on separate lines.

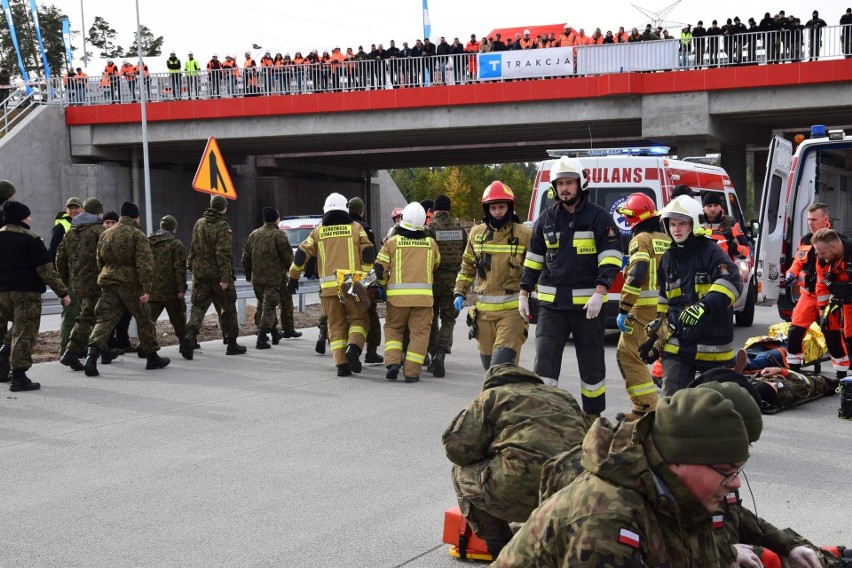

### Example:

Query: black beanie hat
xmin=120 ymin=201 xmax=140 ymax=218
xmin=420 ymin=198 xmax=434 ymax=212
xmin=3 ymin=201 xmax=30 ymax=224
xmin=702 ymin=192 xmax=723 ymax=207
xmin=262 ymin=207 xmax=279 ymax=223
xmin=0 ymin=179 xmax=16 ymax=201
xmin=671 ymin=184 xmax=693 ymax=199
xmin=103 ymin=211 xmax=119 ymax=223
xmin=434 ymin=194 xmax=451 ymax=212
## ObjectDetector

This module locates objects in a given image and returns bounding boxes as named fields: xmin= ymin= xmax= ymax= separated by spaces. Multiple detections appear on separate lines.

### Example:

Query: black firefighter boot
xmin=226 ymin=337 xmax=247 ymax=355
xmin=431 ymin=348 xmax=446 ymax=378
xmin=256 ymin=331 xmax=272 ymax=350
xmin=60 ymin=347 xmax=85 ymax=371
xmin=0 ymin=343 xmax=11 ymax=380
xmin=345 ymin=344 xmax=362 ymax=373
xmin=364 ymin=346 xmax=384 ymax=364
xmin=84 ymin=347 xmax=101 ymax=377
xmin=145 ymin=351 xmax=171 ymax=370
xmin=180 ymin=329 xmax=196 ymax=360
xmin=9 ymin=368 xmax=40 ymax=392
xmin=315 ymin=326 xmax=327 ymax=354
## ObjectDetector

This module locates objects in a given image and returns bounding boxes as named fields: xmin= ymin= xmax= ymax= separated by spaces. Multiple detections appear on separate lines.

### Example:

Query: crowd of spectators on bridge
xmin=58 ymin=7 xmax=852 ymax=104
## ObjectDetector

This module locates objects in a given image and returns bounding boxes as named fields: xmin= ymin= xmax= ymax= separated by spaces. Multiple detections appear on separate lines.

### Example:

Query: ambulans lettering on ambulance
xmin=755 ymin=126 xmax=852 ymax=320
xmin=527 ymin=147 xmax=756 ymax=328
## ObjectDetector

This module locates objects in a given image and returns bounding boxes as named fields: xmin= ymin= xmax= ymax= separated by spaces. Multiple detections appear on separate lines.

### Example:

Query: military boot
xmin=145 ymin=352 xmax=171 ymax=370
xmin=364 ymin=348 xmax=384 ymax=364
xmin=101 ymin=348 xmax=120 ymax=364
xmin=337 ymin=363 xmax=352 ymax=377
xmin=270 ymin=327 xmax=282 ymax=345
xmin=9 ymin=369 xmax=40 ymax=392
xmin=0 ymin=343 xmax=11 ymax=380
xmin=386 ymin=364 xmax=400 ymax=381
xmin=137 ymin=345 xmax=147 ymax=358
xmin=180 ymin=330 xmax=197 ymax=360
xmin=485 ymin=541 xmax=509 ymax=562
xmin=256 ymin=331 xmax=272 ymax=350
xmin=84 ymin=347 xmax=101 ymax=377
xmin=226 ymin=338 xmax=247 ymax=355
xmin=345 ymin=344 xmax=362 ymax=373
xmin=431 ymin=348 xmax=446 ymax=378
xmin=60 ymin=348 xmax=85 ymax=371
xmin=315 ymin=327 xmax=327 ymax=354
xmin=284 ymin=329 xmax=303 ymax=338
xmin=479 ymin=354 xmax=492 ymax=371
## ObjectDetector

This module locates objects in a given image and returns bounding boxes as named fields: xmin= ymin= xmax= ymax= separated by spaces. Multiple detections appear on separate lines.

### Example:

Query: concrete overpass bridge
xmin=2 ymin=57 xmax=850 ymax=245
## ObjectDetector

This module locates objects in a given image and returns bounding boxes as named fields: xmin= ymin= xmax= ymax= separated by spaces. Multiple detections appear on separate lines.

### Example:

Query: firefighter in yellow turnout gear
xmin=289 ymin=193 xmax=375 ymax=376
xmin=615 ymin=193 xmax=669 ymax=420
xmin=375 ymin=203 xmax=440 ymax=382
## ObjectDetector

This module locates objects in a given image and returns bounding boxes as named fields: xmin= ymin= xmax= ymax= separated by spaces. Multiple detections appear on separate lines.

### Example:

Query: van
xmin=755 ymin=126 xmax=852 ymax=320
xmin=527 ymin=147 xmax=756 ymax=327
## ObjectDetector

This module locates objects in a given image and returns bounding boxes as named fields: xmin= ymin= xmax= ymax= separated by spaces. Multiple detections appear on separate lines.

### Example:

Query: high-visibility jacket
xmin=522 ymin=196 xmax=623 ymax=309
xmin=184 ymin=58 xmax=201 ymax=76
xmin=135 ymin=64 xmax=149 ymax=77
xmin=621 ymin=227 xmax=670 ymax=316
xmin=456 ymin=219 xmax=531 ymax=313
xmin=788 ymin=232 xmax=832 ymax=304
xmin=289 ymin=216 xmax=374 ymax=298
xmin=260 ymin=55 xmax=273 ymax=68
xmin=576 ymin=34 xmax=594 ymax=46
xmin=120 ymin=63 xmax=136 ymax=80
xmin=557 ymin=32 xmax=577 ymax=46
xmin=375 ymin=232 xmax=440 ymax=307
xmin=703 ymin=214 xmax=750 ymax=259
xmin=615 ymin=32 xmax=630 ymax=42
xmin=518 ymin=38 xmax=534 ymax=49
xmin=104 ymin=63 xmax=118 ymax=76
xmin=464 ymin=40 xmax=480 ymax=53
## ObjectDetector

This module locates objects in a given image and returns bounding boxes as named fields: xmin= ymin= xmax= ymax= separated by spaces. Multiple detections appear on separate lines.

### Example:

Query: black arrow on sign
xmin=209 ymin=151 xmax=229 ymax=194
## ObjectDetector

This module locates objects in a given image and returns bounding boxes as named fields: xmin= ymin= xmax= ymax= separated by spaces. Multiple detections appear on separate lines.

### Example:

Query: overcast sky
xmin=51 ymin=0 xmax=847 ymax=71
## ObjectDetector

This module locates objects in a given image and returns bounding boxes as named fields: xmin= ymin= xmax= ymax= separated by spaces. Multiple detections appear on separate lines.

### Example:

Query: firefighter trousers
xmin=615 ymin=312 xmax=658 ymax=414
xmin=476 ymin=308 xmax=528 ymax=364
xmin=533 ymin=305 xmax=606 ymax=415
xmin=321 ymin=296 xmax=368 ymax=367
xmin=384 ymin=304 xmax=432 ymax=379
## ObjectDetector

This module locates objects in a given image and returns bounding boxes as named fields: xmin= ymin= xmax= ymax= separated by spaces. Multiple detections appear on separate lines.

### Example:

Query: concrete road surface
xmin=1 ymin=305 xmax=849 ymax=567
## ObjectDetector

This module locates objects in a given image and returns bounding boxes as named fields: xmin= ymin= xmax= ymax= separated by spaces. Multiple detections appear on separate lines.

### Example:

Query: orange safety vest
xmin=518 ymin=38 xmax=533 ymax=49
xmin=104 ymin=63 xmax=118 ymax=76
xmin=121 ymin=64 xmax=136 ymax=79
xmin=135 ymin=64 xmax=149 ymax=77
xmin=558 ymin=32 xmax=577 ymax=46
xmin=260 ymin=56 xmax=273 ymax=68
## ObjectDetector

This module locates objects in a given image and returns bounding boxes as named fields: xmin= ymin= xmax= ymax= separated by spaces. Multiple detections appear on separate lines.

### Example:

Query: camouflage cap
xmin=347 ymin=196 xmax=365 ymax=216
xmin=83 ymin=197 xmax=104 ymax=215
xmin=65 ymin=196 xmax=83 ymax=208
xmin=0 ymin=179 xmax=16 ymax=200
xmin=653 ymin=389 xmax=749 ymax=465
xmin=160 ymin=215 xmax=177 ymax=231
xmin=210 ymin=195 xmax=228 ymax=211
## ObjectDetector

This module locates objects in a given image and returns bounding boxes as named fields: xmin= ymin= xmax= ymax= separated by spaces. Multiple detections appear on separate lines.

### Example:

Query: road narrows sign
xmin=192 ymin=136 xmax=237 ymax=200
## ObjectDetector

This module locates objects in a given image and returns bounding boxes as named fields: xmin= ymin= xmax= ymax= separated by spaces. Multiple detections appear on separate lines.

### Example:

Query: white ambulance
xmin=527 ymin=147 xmax=756 ymax=327
xmin=755 ymin=126 xmax=852 ymax=320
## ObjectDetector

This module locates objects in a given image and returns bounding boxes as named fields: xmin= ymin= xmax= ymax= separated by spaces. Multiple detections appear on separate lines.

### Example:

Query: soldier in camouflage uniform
xmin=181 ymin=195 xmax=246 ymax=359
xmin=84 ymin=202 xmax=170 ymax=377
xmin=750 ymin=366 xmax=839 ymax=414
xmin=242 ymin=207 xmax=292 ymax=349
xmin=0 ymin=202 xmax=71 ymax=391
xmin=442 ymin=364 xmax=591 ymax=560
xmin=348 ymin=196 xmax=383 ymax=363
xmin=146 ymin=215 xmax=187 ymax=349
xmin=57 ymin=197 xmax=108 ymax=371
xmin=493 ymin=388 xmax=750 ymax=567
xmin=50 ymin=196 xmax=83 ymax=356
xmin=425 ymin=195 xmax=467 ymax=377
xmin=0 ymin=179 xmax=18 ymax=379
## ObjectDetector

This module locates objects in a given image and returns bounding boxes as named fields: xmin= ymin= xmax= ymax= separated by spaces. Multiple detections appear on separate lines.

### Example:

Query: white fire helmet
xmin=660 ymin=195 xmax=703 ymax=242
xmin=323 ymin=192 xmax=348 ymax=213
xmin=399 ymin=202 xmax=426 ymax=231
xmin=550 ymin=156 xmax=587 ymax=190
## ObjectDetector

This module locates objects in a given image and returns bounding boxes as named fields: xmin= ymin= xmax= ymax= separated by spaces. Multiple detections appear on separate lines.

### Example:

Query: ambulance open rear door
xmin=754 ymin=136 xmax=792 ymax=304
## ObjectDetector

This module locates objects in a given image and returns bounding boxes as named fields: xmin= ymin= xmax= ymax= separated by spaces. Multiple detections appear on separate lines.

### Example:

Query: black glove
xmin=638 ymin=334 xmax=661 ymax=365
xmin=727 ymin=238 xmax=739 ymax=256
xmin=287 ymin=278 xmax=299 ymax=294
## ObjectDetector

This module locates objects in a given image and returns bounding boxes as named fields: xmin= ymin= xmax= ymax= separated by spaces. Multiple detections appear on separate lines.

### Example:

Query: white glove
xmin=519 ymin=295 xmax=530 ymax=320
xmin=733 ymin=544 xmax=763 ymax=568
xmin=584 ymin=292 xmax=605 ymax=319
xmin=787 ymin=546 xmax=821 ymax=568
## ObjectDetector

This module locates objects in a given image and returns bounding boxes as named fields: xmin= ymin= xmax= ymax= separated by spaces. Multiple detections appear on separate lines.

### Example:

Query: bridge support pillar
xmin=721 ymin=143 xmax=748 ymax=214
xmin=675 ymin=139 xmax=706 ymax=160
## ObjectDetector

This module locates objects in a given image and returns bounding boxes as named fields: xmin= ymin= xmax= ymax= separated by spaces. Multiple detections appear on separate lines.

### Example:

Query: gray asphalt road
xmin=1 ymin=305 xmax=849 ymax=567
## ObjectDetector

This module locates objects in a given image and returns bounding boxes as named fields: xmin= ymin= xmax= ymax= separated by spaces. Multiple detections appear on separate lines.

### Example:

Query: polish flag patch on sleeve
xmin=618 ymin=528 xmax=640 ymax=548
xmin=713 ymin=514 xmax=725 ymax=529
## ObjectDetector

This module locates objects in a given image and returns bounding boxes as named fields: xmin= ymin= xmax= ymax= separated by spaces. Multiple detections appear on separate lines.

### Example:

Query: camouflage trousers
xmin=384 ymin=304 xmax=432 ymax=379
xmin=59 ymin=290 xmax=80 ymax=354
xmin=321 ymin=296 xmax=367 ymax=366
xmin=67 ymin=294 xmax=100 ymax=354
xmin=428 ymin=272 xmax=459 ymax=355
xmin=277 ymin=282 xmax=295 ymax=331
xmin=615 ymin=309 xmax=658 ymax=414
xmin=186 ymin=278 xmax=239 ymax=339
xmin=0 ymin=291 xmax=43 ymax=370
xmin=252 ymin=285 xmax=280 ymax=332
xmin=452 ymin=460 xmax=527 ymax=542
xmin=149 ymin=297 xmax=186 ymax=342
xmin=89 ymin=285 xmax=160 ymax=354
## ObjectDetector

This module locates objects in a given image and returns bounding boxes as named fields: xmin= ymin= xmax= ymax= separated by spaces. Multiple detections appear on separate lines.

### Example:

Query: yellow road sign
xmin=192 ymin=136 xmax=237 ymax=200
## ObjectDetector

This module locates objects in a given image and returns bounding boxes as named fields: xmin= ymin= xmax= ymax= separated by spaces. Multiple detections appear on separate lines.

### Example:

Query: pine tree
xmin=125 ymin=25 xmax=163 ymax=57
xmin=88 ymin=16 xmax=122 ymax=59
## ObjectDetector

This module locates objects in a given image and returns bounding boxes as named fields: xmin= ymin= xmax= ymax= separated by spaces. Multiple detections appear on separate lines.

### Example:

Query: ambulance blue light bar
xmin=547 ymin=146 xmax=671 ymax=158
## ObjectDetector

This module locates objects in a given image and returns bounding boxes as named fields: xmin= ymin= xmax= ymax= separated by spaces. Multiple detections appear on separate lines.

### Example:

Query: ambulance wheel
xmin=735 ymin=285 xmax=755 ymax=327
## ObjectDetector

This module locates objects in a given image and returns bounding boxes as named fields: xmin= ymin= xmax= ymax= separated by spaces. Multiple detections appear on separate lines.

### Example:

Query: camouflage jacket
xmin=148 ymin=230 xmax=187 ymax=302
xmin=752 ymin=370 xmax=836 ymax=414
xmin=426 ymin=211 xmax=468 ymax=272
xmin=96 ymin=216 xmax=154 ymax=293
xmin=0 ymin=223 xmax=68 ymax=297
xmin=493 ymin=416 xmax=723 ymax=567
xmin=56 ymin=213 xmax=105 ymax=299
xmin=442 ymin=365 xmax=591 ymax=521
xmin=241 ymin=222 xmax=293 ymax=287
xmin=188 ymin=208 xmax=233 ymax=282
